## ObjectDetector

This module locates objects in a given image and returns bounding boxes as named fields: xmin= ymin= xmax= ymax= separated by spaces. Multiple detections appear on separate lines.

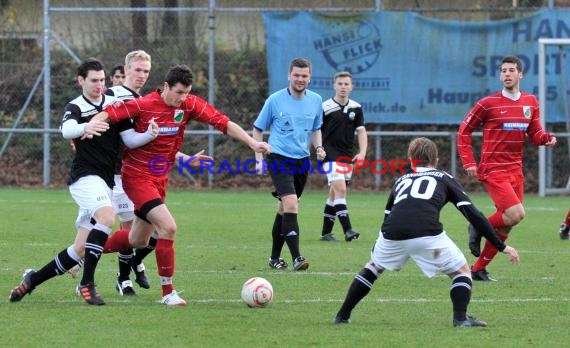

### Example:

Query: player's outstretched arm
xmin=61 ymin=118 xmax=107 ymax=139
xmin=252 ymin=127 xmax=267 ymax=176
xmin=462 ymin=204 xmax=520 ymax=264
xmin=176 ymin=150 xmax=212 ymax=169
xmin=501 ymin=245 xmax=520 ymax=264
xmin=227 ymin=121 xmax=270 ymax=154
xmin=120 ymin=119 xmax=158 ymax=149
xmin=459 ymin=203 xmax=506 ymax=250
xmin=91 ymin=111 xmax=110 ymax=123
xmin=81 ymin=111 xmax=111 ymax=139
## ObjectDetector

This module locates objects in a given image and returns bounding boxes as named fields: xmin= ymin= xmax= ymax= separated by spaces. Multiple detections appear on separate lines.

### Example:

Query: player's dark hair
xmin=501 ymin=55 xmax=523 ymax=72
xmin=110 ymin=65 xmax=124 ymax=75
xmin=77 ymin=58 xmax=104 ymax=78
xmin=165 ymin=65 xmax=194 ymax=87
xmin=289 ymin=58 xmax=312 ymax=73
xmin=334 ymin=71 xmax=352 ymax=81
xmin=407 ymin=137 xmax=438 ymax=167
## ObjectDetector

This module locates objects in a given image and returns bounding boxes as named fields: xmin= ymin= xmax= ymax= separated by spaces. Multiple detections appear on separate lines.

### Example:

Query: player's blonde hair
xmin=407 ymin=137 xmax=438 ymax=167
xmin=125 ymin=50 xmax=151 ymax=68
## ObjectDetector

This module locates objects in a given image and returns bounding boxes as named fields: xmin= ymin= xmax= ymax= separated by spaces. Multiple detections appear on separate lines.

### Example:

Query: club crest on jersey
xmin=348 ymin=111 xmax=356 ymax=120
xmin=174 ymin=110 xmax=184 ymax=123
xmin=523 ymin=106 xmax=531 ymax=119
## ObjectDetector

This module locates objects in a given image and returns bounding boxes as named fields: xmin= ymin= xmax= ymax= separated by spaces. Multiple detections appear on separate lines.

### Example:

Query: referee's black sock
xmin=81 ymin=226 xmax=110 ymax=285
xmin=282 ymin=213 xmax=301 ymax=260
xmin=450 ymin=274 xmax=472 ymax=322
xmin=270 ymin=213 xmax=284 ymax=259
xmin=336 ymin=268 xmax=378 ymax=320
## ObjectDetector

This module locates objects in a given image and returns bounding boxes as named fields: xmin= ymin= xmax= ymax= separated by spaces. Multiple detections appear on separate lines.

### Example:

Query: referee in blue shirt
xmin=253 ymin=58 xmax=325 ymax=271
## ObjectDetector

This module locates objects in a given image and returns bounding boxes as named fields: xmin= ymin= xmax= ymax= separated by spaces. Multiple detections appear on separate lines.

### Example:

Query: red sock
xmin=472 ymin=232 xmax=508 ymax=272
xmin=565 ymin=209 xmax=570 ymax=225
xmin=103 ymin=229 xmax=131 ymax=253
xmin=487 ymin=210 xmax=506 ymax=229
xmin=155 ymin=238 xmax=175 ymax=296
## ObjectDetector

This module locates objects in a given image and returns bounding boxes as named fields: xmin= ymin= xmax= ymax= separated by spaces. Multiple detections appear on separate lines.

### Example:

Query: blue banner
xmin=262 ymin=9 xmax=570 ymax=124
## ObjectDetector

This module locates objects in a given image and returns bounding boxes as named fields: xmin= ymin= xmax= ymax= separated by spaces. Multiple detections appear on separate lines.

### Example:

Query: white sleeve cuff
xmin=61 ymin=119 xmax=86 ymax=139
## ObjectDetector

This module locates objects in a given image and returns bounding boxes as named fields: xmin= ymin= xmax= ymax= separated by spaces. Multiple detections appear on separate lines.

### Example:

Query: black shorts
xmin=265 ymin=153 xmax=309 ymax=200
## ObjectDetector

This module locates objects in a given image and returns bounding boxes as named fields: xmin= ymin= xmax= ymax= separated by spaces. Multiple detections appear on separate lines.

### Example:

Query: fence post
xmin=207 ymin=0 xmax=216 ymax=188
xmin=450 ymin=131 xmax=457 ymax=178
xmin=374 ymin=124 xmax=381 ymax=189
xmin=43 ymin=0 xmax=52 ymax=186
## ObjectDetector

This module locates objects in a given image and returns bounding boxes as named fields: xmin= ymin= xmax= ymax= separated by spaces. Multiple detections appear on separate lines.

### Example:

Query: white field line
xmin=0 ymin=266 xmax=561 ymax=279
xmin=194 ymin=297 xmax=570 ymax=304
xmin=34 ymin=296 xmax=570 ymax=305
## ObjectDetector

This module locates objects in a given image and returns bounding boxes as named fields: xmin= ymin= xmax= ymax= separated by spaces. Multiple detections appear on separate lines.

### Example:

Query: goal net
xmin=538 ymin=38 xmax=570 ymax=196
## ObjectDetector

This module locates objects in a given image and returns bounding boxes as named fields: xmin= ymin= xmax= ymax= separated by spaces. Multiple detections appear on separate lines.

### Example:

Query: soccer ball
xmin=241 ymin=277 xmax=273 ymax=308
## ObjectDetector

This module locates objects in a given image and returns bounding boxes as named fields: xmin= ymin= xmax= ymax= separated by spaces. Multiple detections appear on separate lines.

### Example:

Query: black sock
xmin=31 ymin=248 xmax=80 ymax=287
xmin=270 ymin=214 xmax=284 ymax=259
xmin=450 ymin=275 xmax=472 ymax=321
xmin=81 ymin=228 xmax=109 ymax=286
xmin=132 ymin=235 xmax=157 ymax=267
xmin=322 ymin=203 xmax=336 ymax=236
xmin=335 ymin=203 xmax=352 ymax=232
xmin=336 ymin=268 xmax=378 ymax=320
xmin=117 ymin=250 xmax=134 ymax=281
xmin=282 ymin=213 xmax=300 ymax=260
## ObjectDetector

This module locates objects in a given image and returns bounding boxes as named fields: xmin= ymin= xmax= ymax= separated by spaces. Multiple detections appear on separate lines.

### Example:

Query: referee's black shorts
xmin=265 ymin=153 xmax=309 ymax=200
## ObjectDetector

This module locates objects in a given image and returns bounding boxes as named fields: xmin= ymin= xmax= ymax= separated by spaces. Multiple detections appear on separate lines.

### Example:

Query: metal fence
xmin=0 ymin=0 xmax=567 ymax=193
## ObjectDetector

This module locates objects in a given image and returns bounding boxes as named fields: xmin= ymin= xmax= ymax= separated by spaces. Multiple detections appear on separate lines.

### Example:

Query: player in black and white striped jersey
xmin=319 ymin=71 xmax=367 ymax=242
xmin=9 ymin=58 xmax=157 ymax=305
xmin=334 ymin=137 xmax=520 ymax=327
xmin=68 ymin=50 xmax=154 ymax=296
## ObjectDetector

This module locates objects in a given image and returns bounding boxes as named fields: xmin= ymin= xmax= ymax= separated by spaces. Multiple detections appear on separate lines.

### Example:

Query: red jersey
xmin=105 ymin=89 xmax=229 ymax=179
xmin=458 ymin=90 xmax=552 ymax=180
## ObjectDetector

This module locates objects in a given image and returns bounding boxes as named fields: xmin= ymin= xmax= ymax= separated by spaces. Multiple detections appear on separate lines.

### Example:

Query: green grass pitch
xmin=0 ymin=188 xmax=568 ymax=347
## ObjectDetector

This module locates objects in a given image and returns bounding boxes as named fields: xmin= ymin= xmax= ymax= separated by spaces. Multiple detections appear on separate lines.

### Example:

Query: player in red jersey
xmin=82 ymin=64 xmax=270 ymax=305
xmin=458 ymin=55 xmax=557 ymax=281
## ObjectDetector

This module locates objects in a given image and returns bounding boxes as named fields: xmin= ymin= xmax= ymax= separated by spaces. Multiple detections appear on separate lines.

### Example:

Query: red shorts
xmin=481 ymin=173 xmax=524 ymax=212
xmin=122 ymin=173 xmax=167 ymax=211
